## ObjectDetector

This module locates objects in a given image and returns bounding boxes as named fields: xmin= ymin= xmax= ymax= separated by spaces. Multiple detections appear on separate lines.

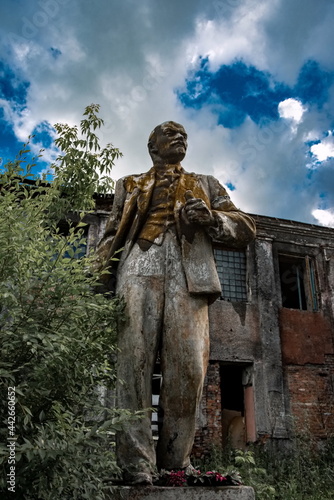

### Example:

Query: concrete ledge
xmin=110 ymin=485 xmax=255 ymax=499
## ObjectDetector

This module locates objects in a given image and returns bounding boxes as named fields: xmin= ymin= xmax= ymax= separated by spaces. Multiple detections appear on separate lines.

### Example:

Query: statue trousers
xmin=115 ymin=230 xmax=210 ymax=472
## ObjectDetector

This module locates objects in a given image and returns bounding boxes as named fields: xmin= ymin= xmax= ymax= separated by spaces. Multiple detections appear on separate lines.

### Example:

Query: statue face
xmin=153 ymin=122 xmax=188 ymax=163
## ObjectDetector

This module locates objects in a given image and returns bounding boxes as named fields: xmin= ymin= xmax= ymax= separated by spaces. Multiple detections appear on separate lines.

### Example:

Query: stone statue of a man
xmin=96 ymin=121 xmax=255 ymax=485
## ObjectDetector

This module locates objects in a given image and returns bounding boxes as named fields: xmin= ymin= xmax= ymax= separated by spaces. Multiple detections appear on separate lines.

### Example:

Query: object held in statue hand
xmin=184 ymin=190 xmax=214 ymax=226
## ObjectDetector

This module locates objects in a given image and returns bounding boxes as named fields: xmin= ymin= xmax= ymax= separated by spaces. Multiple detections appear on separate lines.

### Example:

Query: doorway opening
xmin=220 ymin=364 xmax=256 ymax=448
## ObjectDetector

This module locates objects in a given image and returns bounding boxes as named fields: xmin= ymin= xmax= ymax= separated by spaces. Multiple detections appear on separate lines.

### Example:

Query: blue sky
xmin=0 ymin=0 xmax=334 ymax=226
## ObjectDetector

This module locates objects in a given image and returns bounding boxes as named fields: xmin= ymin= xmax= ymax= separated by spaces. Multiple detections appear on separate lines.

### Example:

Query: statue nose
xmin=175 ymin=133 xmax=186 ymax=143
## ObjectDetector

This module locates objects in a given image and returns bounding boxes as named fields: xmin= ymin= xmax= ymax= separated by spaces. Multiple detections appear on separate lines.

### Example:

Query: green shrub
xmin=0 ymin=106 xmax=138 ymax=499
xmin=195 ymin=438 xmax=334 ymax=500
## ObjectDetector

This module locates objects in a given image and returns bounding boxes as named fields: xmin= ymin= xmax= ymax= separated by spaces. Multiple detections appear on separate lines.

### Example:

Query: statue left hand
xmin=183 ymin=191 xmax=215 ymax=226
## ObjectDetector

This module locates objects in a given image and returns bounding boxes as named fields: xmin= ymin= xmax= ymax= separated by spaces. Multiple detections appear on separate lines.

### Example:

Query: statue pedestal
xmin=110 ymin=485 xmax=255 ymax=499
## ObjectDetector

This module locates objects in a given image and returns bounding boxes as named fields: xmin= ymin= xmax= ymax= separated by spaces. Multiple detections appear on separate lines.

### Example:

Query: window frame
xmin=213 ymin=246 xmax=248 ymax=303
xmin=278 ymin=252 xmax=318 ymax=312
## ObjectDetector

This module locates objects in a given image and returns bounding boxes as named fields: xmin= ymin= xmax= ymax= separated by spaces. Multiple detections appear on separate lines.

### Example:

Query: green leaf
xmin=0 ymin=105 xmax=130 ymax=499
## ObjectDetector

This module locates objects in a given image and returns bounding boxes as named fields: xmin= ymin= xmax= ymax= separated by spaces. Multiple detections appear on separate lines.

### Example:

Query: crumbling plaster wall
xmin=205 ymin=216 xmax=334 ymax=446
xmin=207 ymin=234 xmax=288 ymax=442
xmin=259 ymin=216 xmax=334 ymax=440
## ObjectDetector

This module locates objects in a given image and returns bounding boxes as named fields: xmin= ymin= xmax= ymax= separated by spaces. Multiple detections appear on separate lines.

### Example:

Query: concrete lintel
xmin=110 ymin=485 xmax=255 ymax=500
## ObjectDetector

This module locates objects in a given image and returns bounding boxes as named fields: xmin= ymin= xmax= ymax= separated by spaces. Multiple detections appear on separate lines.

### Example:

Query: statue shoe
xmin=184 ymin=464 xmax=197 ymax=474
xmin=123 ymin=471 xmax=153 ymax=485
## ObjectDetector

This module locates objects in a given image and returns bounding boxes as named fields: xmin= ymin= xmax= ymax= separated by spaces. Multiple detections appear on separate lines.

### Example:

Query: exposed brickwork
xmin=285 ymin=364 xmax=334 ymax=437
xmin=279 ymin=308 xmax=334 ymax=438
xmin=192 ymin=362 xmax=222 ymax=458
xmin=279 ymin=309 xmax=334 ymax=365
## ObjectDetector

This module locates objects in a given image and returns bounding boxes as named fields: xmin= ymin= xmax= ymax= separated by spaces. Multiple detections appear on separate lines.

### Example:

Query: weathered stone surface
xmin=110 ymin=485 xmax=255 ymax=500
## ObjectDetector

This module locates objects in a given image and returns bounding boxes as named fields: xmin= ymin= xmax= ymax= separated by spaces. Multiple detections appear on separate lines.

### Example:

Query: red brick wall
xmin=280 ymin=309 xmax=334 ymax=437
xmin=286 ymin=363 xmax=334 ymax=436
xmin=279 ymin=309 xmax=333 ymax=365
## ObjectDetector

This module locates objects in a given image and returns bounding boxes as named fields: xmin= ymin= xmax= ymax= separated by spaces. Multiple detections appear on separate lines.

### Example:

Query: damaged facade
xmin=87 ymin=196 xmax=334 ymax=454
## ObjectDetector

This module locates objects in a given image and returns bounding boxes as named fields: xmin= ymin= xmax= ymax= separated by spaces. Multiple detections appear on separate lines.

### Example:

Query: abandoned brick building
xmin=86 ymin=195 xmax=334 ymax=455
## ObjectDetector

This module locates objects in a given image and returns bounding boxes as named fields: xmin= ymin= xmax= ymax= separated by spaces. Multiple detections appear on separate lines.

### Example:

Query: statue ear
xmin=148 ymin=141 xmax=158 ymax=156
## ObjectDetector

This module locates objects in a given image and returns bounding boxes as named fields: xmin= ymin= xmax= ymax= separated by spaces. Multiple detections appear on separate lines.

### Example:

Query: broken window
xmin=214 ymin=248 xmax=247 ymax=302
xmin=278 ymin=254 xmax=318 ymax=311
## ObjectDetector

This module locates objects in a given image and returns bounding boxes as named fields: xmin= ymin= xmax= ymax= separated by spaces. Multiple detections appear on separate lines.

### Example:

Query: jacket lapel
xmin=135 ymin=168 xmax=156 ymax=215
xmin=103 ymin=169 xmax=155 ymax=266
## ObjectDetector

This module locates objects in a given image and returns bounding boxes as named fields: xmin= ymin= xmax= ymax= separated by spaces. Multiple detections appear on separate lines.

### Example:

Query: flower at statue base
xmin=165 ymin=470 xmax=187 ymax=486
xmin=159 ymin=468 xmax=242 ymax=487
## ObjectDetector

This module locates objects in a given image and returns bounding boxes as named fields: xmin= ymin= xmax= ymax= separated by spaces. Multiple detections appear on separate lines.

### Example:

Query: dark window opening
xmin=278 ymin=254 xmax=318 ymax=311
xmin=220 ymin=365 xmax=244 ymax=413
xmin=214 ymin=248 xmax=247 ymax=302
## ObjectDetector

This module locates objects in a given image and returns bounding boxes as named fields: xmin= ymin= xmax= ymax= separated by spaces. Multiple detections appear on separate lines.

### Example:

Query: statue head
xmin=148 ymin=121 xmax=188 ymax=165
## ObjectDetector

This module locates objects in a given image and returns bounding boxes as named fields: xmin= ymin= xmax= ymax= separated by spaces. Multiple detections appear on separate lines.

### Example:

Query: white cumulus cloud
xmin=312 ymin=208 xmax=334 ymax=227
xmin=310 ymin=132 xmax=334 ymax=162
xmin=278 ymin=98 xmax=305 ymax=123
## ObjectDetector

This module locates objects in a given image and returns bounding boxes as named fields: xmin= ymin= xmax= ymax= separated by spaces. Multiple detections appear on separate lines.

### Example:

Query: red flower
xmin=167 ymin=470 xmax=187 ymax=487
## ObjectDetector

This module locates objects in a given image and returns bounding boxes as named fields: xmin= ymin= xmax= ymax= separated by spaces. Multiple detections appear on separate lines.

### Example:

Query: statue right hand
xmin=183 ymin=191 xmax=215 ymax=226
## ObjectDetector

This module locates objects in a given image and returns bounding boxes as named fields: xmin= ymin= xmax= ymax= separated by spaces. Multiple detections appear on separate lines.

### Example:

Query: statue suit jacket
xmin=96 ymin=167 xmax=256 ymax=302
